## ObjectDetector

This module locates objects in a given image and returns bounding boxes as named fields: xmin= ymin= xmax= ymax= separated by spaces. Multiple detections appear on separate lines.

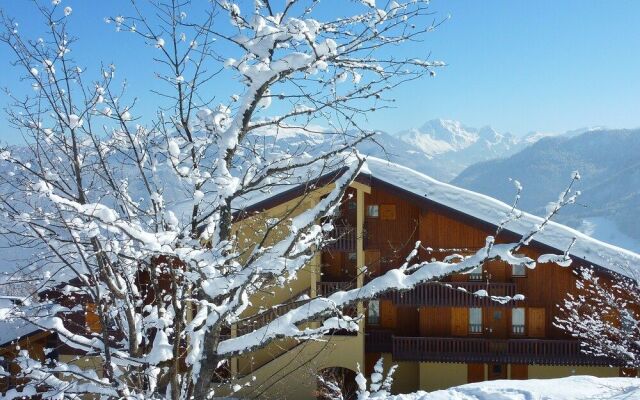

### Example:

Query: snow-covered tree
xmin=556 ymin=266 xmax=640 ymax=368
xmin=354 ymin=358 xmax=397 ymax=400
xmin=0 ymin=1 xmax=580 ymax=399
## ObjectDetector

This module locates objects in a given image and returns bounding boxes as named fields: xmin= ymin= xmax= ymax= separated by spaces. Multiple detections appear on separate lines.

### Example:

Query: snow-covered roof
xmin=234 ymin=156 xmax=640 ymax=278
xmin=361 ymin=158 xmax=640 ymax=278
xmin=0 ymin=297 xmax=41 ymax=347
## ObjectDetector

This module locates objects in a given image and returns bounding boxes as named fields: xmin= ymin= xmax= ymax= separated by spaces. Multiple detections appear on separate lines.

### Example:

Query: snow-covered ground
xmin=380 ymin=376 xmax=640 ymax=399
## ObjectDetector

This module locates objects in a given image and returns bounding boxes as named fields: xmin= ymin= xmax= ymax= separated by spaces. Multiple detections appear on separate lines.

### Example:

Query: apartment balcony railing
xmin=391 ymin=336 xmax=621 ymax=366
xmin=317 ymin=281 xmax=355 ymax=297
xmin=316 ymin=281 xmax=358 ymax=322
xmin=512 ymin=325 xmax=525 ymax=335
xmin=325 ymin=226 xmax=357 ymax=252
xmin=469 ymin=324 xmax=483 ymax=334
xmin=385 ymin=282 xmax=519 ymax=307
xmin=236 ymin=290 xmax=310 ymax=336
xmin=364 ymin=329 xmax=393 ymax=353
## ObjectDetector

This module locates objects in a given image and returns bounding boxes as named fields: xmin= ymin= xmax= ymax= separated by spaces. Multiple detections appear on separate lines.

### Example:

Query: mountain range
xmin=376 ymin=119 xmax=557 ymax=181
xmin=451 ymin=128 xmax=640 ymax=252
xmin=357 ymin=120 xmax=639 ymax=253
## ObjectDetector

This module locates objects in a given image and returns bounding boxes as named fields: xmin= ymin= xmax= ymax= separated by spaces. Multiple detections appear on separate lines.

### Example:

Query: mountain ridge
xmin=451 ymin=128 xmax=640 ymax=252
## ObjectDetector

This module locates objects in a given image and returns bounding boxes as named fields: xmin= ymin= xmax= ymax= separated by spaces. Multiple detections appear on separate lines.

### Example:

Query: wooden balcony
xmin=236 ymin=290 xmax=310 ymax=336
xmin=391 ymin=336 xmax=622 ymax=366
xmin=325 ymin=226 xmax=357 ymax=252
xmin=316 ymin=281 xmax=358 ymax=322
xmin=365 ymin=329 xmax=393 ymax=353
xmin=386 ymin=282 xmax=519 ymax=307
xmin=317 ymin=281 xmax=355 ymax=297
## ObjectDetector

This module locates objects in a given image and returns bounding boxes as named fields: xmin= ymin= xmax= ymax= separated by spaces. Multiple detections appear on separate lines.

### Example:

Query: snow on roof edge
xmin=362 ymin=157 xmax=640 ymax=278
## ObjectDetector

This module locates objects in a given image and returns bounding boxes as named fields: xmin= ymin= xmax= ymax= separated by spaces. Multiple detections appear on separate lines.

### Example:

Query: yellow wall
xmin=233 ymin=185 xmax=333 ymax=317
xmin=392 ymin=361 xmax=420 ymax=394
xmin=528 ymin=365 xmax=619 ymax=379
xmin=222 ymin=335 xmax=363 ymax=399
xmin=228 ymin=182 xmax=369 ymax=398
xmin=418 ymin=362 xmax=467 ymax=391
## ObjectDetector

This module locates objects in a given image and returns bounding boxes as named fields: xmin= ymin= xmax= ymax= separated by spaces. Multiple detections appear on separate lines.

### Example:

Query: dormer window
xmin=512 ymin=264 xmax=526 ymax=277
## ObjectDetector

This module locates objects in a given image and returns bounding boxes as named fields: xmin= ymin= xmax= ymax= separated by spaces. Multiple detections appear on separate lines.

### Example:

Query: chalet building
xmin=2 ymin=157 xmax=639 ymax=398
xmin=227 ymin=158 xmax=640 ymax=398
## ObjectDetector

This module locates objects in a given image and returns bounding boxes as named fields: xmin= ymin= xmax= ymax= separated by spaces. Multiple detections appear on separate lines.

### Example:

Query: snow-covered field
xmin=379 ymin=376 xmax=640 ymax=400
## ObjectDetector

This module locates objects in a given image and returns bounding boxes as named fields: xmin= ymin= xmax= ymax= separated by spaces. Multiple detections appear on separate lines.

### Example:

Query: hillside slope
xmin=453 ymin=129 xmax=640 ymax=251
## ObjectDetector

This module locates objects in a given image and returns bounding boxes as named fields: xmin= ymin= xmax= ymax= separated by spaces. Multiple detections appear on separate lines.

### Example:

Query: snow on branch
xmin=0 ymin=1 xmax=446 ymax=398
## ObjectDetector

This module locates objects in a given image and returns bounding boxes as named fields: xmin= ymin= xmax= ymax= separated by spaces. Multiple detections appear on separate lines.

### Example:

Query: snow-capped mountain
xmin=521 ymin=131 xmax=558 ymax=144
xmin=392 ymin=119 xmax=528 ymax=181
xmin=452 ymin=128 xmax=640 ymax=252
xmin=242 ymin=124 xmax=460 ymax=182
xmin=396 ymin=119 xmax=522 ymax=157
xmin=244 ymin=119 xmax=548 ymax=182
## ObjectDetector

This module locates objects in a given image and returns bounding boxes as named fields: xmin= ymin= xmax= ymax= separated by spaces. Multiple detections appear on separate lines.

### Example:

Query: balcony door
xmin=484 ymin=307 xmax=509 ymax=339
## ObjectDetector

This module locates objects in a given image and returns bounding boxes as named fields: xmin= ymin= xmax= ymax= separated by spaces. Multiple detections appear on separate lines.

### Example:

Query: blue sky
xmin=0 ymin=0 xmax=639 ymax=142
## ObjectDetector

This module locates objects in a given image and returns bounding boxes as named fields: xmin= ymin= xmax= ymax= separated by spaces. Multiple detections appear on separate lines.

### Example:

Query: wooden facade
xmin=334 ymin=178 xmax=631 ymax=384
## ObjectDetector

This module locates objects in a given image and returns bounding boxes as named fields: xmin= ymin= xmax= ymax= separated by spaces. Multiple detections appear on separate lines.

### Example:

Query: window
xmin=512 ymin=263 xmax=526 ymax=277
xmin=367 ymin=205 xmax=379 ymax=217
xmin=469 ymin=265 xmax=484 ymax=281
xmin=368 ymin=299 xmax=380 ymax=325
xmin=512 ymin=307 xmax=525 ymax=334
xmin=469 ymin=307 xmax=482 ymax=333
xmin=512 ymin=254 xmax=528 ymax=277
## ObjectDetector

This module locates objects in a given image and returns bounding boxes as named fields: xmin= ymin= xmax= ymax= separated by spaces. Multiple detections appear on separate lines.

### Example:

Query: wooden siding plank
xmin=528 ymin=307 xmax=546 ymax=338
xmin=451 ymin=307 xmax=469 ymax=337
xmin=381 ymin=300 xmax=397 ymax=329
xmin=511 ymin=364 xmax=528 ymax=380
xmin=419 ymin=307 xmax=451 ymax=336
xmin=467 ymin=363 xmax=484 ymax=383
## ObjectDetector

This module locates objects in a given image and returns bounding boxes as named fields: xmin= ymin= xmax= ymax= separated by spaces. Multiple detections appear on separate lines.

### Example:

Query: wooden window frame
xmin=511 ymin=307 xmax=525 ymax=335
xmin=512 ymin=263 xmax=527 ymax=277
xmin=469 ymin=307 xmax=483 ymax=334
xmin=367 ymin=299 xmax=380 ymax=325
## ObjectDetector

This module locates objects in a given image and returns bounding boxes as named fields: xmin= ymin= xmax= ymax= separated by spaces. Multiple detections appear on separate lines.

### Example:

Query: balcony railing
xmin=391 ymin=336 xmax=621 ymax=366
xmin=317 ymin=281 xmax=355 ymax=297
xmin=512 ymin=325 xmax=525 ymax=335
xmin=385 ymin=282 xmax=518 ymax=307
xmin=236 ymin=289 xmax=310 ymax=336
xmin=325 ymin=226 xmax=356 ymax=252
xmin=365 ymin=329 xmax=393 ymax=353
